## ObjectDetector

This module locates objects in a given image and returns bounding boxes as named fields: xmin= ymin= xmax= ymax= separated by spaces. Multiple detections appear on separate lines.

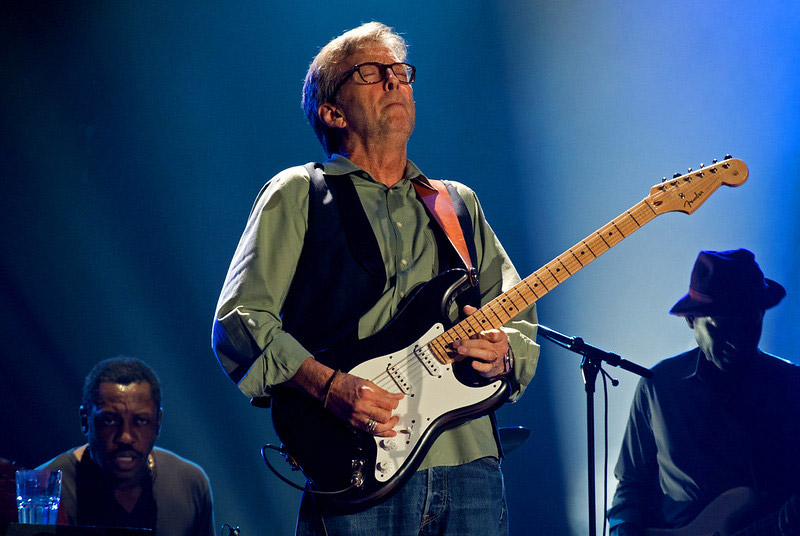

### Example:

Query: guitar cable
xmin=260 ymin=444 xmax=359 ymax=496
xmin=600 ymin=366 xmax=618 ymax=536
xmin=261 ymin=444 xmax=341 ymax=536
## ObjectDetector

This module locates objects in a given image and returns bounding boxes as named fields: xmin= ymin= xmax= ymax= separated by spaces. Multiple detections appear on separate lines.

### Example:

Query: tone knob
xmin=380 ymin=438 xmax=398 ymax=451
xmin=377 ymin=460 xmax=395 ymax=474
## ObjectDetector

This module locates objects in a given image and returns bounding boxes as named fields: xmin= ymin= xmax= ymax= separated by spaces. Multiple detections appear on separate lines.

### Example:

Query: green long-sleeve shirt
xmin=214 ymin=155 xmax=539 ymax=469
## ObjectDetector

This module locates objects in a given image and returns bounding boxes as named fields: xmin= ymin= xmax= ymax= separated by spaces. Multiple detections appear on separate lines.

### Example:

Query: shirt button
xmin=399 ymin=290 xmax=405 ymax=297
xmin=396 ymin=221 xmax=403 ymax=228
xmin=400 ymin=259 xmax=408 ymax=267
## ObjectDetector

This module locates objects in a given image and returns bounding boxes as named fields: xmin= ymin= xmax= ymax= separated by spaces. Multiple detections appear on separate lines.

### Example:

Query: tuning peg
xmin=673 ymin=172 xmax=681 ymax=178
xmin=699 ymin=163 xmax=705 ymax=168
xmin=712 ymin=159 xmax=718 ymax=164
xmin=724 ymin=154 xmax=732 ymax=160
xmin=661 ymin=177 xmax=667 ymax=182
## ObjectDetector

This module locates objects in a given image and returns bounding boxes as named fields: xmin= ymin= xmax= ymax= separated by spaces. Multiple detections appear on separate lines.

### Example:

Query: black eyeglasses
xmin=332 ymin=62 xmax=416 ymax=96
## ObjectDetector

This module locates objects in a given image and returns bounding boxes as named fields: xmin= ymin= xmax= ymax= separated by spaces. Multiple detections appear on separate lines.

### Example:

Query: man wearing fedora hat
xmin=608 ymin=249 xmax=800 ymax=535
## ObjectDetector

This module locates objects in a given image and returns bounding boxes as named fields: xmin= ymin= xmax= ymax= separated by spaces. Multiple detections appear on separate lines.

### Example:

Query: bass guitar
xmin=645 ymin=487 xmax=779 ymax=535
xmin=271 ymin=157 xmax=748 ymax=508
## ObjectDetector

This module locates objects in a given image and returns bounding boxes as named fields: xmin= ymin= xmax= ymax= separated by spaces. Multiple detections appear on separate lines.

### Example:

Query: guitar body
xmin=269 ymin=157 xmax=748 ymax=510
xmin=645 ymin=487 xmax=776 ymax=536
xmin=270 ymin=269 xmax=510 ymax=509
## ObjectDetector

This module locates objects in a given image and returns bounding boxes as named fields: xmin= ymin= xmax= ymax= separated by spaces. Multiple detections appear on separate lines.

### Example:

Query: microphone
xmin=537 ymin=324 xmax=653 ymax=379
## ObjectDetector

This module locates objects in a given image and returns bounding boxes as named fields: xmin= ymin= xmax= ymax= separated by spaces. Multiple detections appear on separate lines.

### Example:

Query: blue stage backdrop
xmin=1 ymin=2 xmax=798 ymax=534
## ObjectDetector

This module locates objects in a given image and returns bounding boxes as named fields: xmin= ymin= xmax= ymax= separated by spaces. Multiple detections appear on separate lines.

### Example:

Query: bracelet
xmin=321 ymin=370 xmax=340 ymax=409
xmin=503 ymin=347 xmax=515 ymax=375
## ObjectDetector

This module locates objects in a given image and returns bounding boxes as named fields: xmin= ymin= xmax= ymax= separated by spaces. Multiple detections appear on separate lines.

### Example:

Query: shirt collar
xmin=684 ymin=348 xmax=704 ymax=380
xmin=322 ymin=154 xmax=435 ymax=190
xmin=689 ymin=348 xmax=768 ymax=386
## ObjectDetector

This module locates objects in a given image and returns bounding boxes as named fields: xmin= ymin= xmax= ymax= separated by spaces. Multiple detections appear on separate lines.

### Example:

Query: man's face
xmin=332 ymin=44 xmax=415 ymax=147
xmin=690 ymin=311 xmax=764 ymax=373
xmin=86 ymin=381 xmax=161 ymax=486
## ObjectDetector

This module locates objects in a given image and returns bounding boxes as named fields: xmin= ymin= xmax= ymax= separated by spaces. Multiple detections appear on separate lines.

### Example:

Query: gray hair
xmin=302 ymin=22 xmax=408 ymax=156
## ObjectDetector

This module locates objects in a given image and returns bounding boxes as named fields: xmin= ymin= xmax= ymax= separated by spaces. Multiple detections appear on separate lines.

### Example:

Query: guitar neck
xmin=430 ymin=197 xmax=658 ymax=363
xmin=733 ymin=511 xmax=779 ymax=536
xmin=425 ymin=156 xmax=747 ymax=364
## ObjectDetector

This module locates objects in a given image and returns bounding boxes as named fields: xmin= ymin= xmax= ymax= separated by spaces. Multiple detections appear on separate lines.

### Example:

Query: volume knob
xmin=377 ymin=460 xmax=395 ymax=474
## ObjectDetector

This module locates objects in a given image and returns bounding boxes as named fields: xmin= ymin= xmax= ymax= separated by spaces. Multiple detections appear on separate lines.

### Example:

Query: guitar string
xmin=468 ymin=167 xmax=728 ymax=346
xmin=369 ymin=345 xmax=431 ymax=392
xmin=357 ymin=169 xmax=727 ymax=445
xmin=438 ymin=198 xmax=657 ymax=345
xmin=363 ymin=174 xmax=709 ymax=396
xmin=365 ymin=204 xmax=652 ymax=390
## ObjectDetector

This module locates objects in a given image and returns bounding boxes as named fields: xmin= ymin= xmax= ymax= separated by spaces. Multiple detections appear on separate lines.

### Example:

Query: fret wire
xmin=450 ymin=324 xmax=471 ymax=339
xmin=569 ymin=247 xmax=588 ymax=267
xmin=484 ymin=302 xmax=506 ymax=325
xmin=488 ymin=304 xmax=510 ymax=325
xmin=497 ymin=302 xmax=513 ymax=325
xmin=462 ymin=314 xmax=484 ymax=335
xmin=507 ymin=286 xmax=527 ymax=311
xmin=476 ymin=310 xmax=493 ymax=330
xmin=555 ymin=256 xmax=574 ymax=277
xmin=429 ymin=340 xmax=451 ymax=364
xmin=588 ymin=236 xmax=609 ymax=254
xmin=596 ymin=229 xmax=612 ymax=249
xmin=520 ymin=279 xmax=541 ymax=300
xmin=436 ymin=200 xmax=659 ymax=347
xmin=545 ymin=263 xmax=561 ymax=288
xmin=514 ymin=281 xmax=536 ymax=302
xmin=618 ymin=212 xmax=641 ymax=233
xmin=559 ymin=254 xmax=580 ymax=274
xmin=535 ymin=270 xmax=557 ymax=290
xmin=528 ymin=273 xmax=550 ymax=297
xmin=580 ymin=239 xmax=600 ymax=258
xmin=609 ymin=221 xmax=625 ymax=240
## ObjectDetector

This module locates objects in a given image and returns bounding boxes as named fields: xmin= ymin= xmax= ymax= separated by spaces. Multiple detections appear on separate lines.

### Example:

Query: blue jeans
xmin=296 ymin=457 xmax=508 ymax=536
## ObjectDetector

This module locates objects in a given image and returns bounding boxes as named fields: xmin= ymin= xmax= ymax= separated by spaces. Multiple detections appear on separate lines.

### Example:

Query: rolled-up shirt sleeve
xmin=212 ymin=167 xmax=312 ymax=398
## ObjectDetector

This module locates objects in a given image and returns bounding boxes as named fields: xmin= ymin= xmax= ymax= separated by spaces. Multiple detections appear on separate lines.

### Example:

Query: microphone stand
xmin=537 ymin=325 xmax=653 ymax=536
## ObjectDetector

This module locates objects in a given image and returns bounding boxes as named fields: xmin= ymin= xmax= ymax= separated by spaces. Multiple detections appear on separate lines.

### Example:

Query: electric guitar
xmin=645 ymin=487 xmax=779 ymax=535
xmin=270 ymin=157 xmax=749 ymax=508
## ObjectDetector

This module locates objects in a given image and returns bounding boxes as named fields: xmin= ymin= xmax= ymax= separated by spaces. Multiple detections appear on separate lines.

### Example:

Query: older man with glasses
xmin=212 ymin=22 xmax=539 ymax=535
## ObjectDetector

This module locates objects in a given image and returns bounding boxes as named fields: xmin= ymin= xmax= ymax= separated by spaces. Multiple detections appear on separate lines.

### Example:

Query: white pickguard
xmin=348 ymin=324 xmax=503 ymax=482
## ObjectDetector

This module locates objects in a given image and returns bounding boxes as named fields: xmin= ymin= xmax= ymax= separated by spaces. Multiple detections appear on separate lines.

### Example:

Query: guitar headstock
xmin=646 ymin=156 xmax=748 ymax=215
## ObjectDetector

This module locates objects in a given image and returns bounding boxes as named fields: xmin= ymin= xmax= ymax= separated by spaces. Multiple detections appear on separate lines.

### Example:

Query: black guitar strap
xmin=284 ymin=164 xmax=504 ymax=458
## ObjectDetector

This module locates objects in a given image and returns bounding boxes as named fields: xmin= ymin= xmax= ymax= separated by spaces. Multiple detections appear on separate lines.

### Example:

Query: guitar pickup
xmin=414 ymin=345 xmax=441 ymax=377
xmin=387 ymin=364 xmax=414 ymax=395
